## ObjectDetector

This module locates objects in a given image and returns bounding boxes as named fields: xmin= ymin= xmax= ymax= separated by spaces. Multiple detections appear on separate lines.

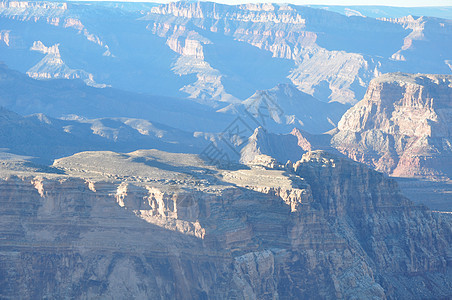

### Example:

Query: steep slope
xmin=1 ymin=1 xmax=451 ymax=104
xmin=0 ymin=0 xmax=190 ymax=97
xmin=235 ymin=72 xmax=451 ymax=209
xmin=220 ymin=83 xmax=348 ymax=134
xmin=26 ymin=40 xmax=105 ymax=87
xmin=331 ymin=72 xmax=452 ymax=180
xmin=143 ymin=1 xmax=390 ymax=103
xmin=141 ymin=1 xmax=452 ymax=103
xmin=380 ymin=15 xmax=452 ymax=73
xmin=240 ymin=127 xmax=335 ymax=165
xmin=0 ymin=149 xmax=450 ymax=298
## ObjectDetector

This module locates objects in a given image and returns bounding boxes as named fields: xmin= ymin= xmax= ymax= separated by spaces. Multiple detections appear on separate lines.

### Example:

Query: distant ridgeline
xmin=0 ymin=0 xmax=450 ymax=105
xmin=0 ymin=3 xmax=451 ymax=298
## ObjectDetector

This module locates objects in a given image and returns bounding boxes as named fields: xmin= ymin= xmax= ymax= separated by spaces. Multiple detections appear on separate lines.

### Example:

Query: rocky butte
xmin=331 ymin=73 xmax=452 ymax=180
xmin=0 ymin=149 xmax=450 ymax=299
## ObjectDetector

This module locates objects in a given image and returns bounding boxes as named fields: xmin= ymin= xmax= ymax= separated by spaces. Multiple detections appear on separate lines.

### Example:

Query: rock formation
xmin=219 ymin=83 xmax=348 ymax=134
xmin=1 ymin=1 xmax=450 ymax=103
xmin=240 ymin=127 xmax=304 ymax=164
xmin=0 ymin=149 xmax=450 ymax=298
xmin=332 ymin=72 xmax=452 ymax=180
xmin=236 ymin=72 xmax=452 ymax=211
xmin=143 ymin=1 xmax=383 ymax=103
xmin=27 ymin=41 xmax=105 ymax=87
xmin=0 ymin=3 xmax=451 ymax=297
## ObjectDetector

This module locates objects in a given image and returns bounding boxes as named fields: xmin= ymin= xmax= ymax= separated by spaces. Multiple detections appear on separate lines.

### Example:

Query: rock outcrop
xmin=27 ymin=41 xmax=105 ymax=87
xmin=239 ymin=124 xmax=338 ymax=167
xmin=0 ymin=149 xmax=450 ymax=298
xmin=144 ymin=1 xmax=383 ymax=103
xmin=0 ymin=1 xmax=107 ymax=48
xmin=240 ymin=127 xmax=304 ymax=164
xmin=332 ymin=72 xmax=452 ymax=180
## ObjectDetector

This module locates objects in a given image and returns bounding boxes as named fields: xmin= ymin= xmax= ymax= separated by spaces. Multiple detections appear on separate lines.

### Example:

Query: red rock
xmin=332 ymin=72 xmax=452 ymax=180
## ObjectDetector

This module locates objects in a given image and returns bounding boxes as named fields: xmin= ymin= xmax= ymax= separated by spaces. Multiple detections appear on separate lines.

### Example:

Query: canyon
xmin=0 ymin=1 xmax=451 ymax=298
xmin=0 ymin=1 xmax=450 ymax=104
xmin=237 ymin=73 xmax=452 ymax=180
xmin=0 ymin=149 xmax=451 ymax=299
xmin=239 ymin=72 xmax=452 ymax=211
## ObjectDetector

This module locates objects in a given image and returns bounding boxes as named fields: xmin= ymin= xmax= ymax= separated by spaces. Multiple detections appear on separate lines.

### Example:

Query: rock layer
xmin=1 ymin=1 xmax=451 ymax=103
xmin=0 ymin=149 xmax=450 ymax=298
xmin=332 ymin=72 xmax=452 ymax=180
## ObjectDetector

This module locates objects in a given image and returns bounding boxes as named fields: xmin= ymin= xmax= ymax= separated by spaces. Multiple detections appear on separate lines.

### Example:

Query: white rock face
xmin=145 ymin=2 xmax=378 ymax=104
xmin=0 ymin=29 xmax=10 ymax=46
xmin=148 ymin=19 xmax=238 ymax=102
xmin=288 ymin=47 xmax=376 ymax=103
xmin=381 ymin=16 xmax=427 ymax=61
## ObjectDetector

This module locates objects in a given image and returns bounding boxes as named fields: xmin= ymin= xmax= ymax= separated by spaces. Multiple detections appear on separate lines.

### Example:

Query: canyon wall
xmin=1 ymin=1 xmax=450 ymax=103
xmin=332 ymin=73 xmax=452 ymax=180
xmin=0 ymin=150 xmax=450 ymax=298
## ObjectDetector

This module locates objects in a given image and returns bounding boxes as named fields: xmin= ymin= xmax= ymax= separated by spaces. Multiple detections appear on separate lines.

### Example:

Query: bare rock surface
xmin=1 ymin=1 xmax=451 ymax=104
xmin=240 ymin=126 xmax=339 ymax=166
xmin=240 ymin=127 xmax=305 ymax=165
xmin=332 ymin=72 xmax=452 ymax=180
xmin=238 ymin=72 xmax=452 ymax=210
xmin=0 ymin=149 xmax=450 ymax=299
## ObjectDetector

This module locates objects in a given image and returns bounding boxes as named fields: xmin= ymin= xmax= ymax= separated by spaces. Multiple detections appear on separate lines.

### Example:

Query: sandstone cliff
xmin=0 ymin=149 xmax=450 ymax=298
xmin=331 ymin=72 xmax=452 ymax=180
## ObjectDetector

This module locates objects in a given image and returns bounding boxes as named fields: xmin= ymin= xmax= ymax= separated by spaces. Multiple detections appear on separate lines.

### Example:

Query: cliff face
xmin=293 ymin=152 xmax=452 ymax=298
xmin=0 ymin=149 xmax=450 ymax=299
xmin=0 ymin=176 xmax=230 ymax=299
xmin=143 ymin=2 xmax=450 ymax=103
xmin=332 ymin=73 xmax=452 ymax=180
xmin=144 ymin=2 xmax=380 ymax=103
xmin=1 ymin=1 xmax=450 ymax=104
xmin=26 ymin=41 xmax=105 ymax=87
xmin=240 ymin=127 xmax=305 ymax=164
